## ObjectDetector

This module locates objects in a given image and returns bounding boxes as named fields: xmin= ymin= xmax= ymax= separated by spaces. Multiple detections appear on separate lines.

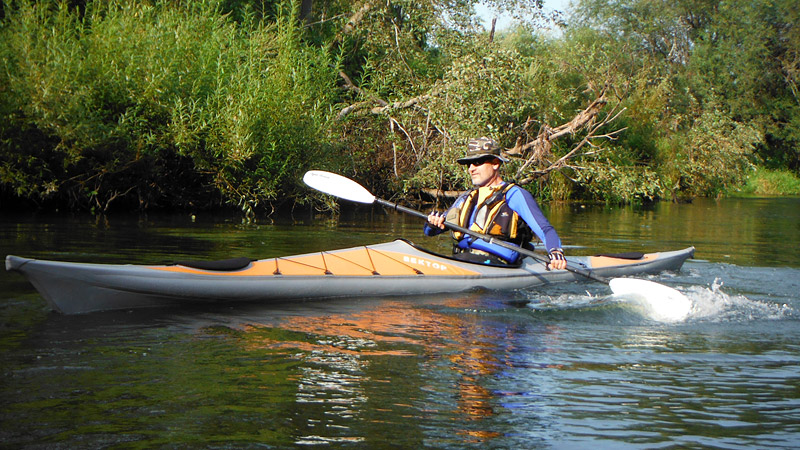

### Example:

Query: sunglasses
xmin=467 ymin=156 xmax=498 ymax=166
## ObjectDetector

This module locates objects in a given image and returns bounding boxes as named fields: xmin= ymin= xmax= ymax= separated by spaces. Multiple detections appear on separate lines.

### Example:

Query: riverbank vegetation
xmin=1 ymin=0 xmax=798 ymax=215
xmin=732 ymin=168 xmax=800 ymax=197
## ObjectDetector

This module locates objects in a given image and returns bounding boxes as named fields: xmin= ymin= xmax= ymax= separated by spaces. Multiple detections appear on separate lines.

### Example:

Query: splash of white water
xmin=685 ymin=278 xmax=795 ymax=322
xmin=526 ymin=277 xmax=795 ymax=324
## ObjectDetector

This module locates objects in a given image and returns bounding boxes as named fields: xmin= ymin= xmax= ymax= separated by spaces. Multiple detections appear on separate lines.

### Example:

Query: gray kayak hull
xmin=6 ymin=239 xmax=695 ymax=314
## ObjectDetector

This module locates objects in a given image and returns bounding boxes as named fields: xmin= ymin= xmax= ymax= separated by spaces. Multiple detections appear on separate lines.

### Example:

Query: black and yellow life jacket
xmin=447 ymin=183 xmax=533 ymax=246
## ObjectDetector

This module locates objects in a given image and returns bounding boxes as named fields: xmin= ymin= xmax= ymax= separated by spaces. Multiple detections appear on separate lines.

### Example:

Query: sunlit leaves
xmin=0 ymin=0 xmax=336 ymax=214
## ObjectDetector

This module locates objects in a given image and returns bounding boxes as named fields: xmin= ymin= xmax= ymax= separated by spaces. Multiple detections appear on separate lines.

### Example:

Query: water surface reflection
xmin=2 ymin=198 xmax=800 ymax=448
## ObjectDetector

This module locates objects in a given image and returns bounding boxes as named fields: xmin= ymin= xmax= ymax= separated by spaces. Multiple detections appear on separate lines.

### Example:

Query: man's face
xmin=467 ymin=157 xmax=501 ymax=187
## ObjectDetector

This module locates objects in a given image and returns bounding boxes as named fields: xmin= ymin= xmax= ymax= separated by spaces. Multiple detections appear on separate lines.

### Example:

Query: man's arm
xmin=506 ymin=187 xmax=561 ymax=251
xmin=506 ymin=186 xmax=566 ymax=269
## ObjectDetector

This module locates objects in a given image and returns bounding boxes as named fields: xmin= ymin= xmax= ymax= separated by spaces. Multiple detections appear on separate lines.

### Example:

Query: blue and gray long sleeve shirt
xmin=423 ymin=183 xmax=562 ymax=263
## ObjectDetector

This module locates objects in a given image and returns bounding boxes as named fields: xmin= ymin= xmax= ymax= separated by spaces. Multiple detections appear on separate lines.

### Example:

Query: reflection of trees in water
xmin=240 ymin=296 xmax=563 ymax=445
xmin=294 ymin=352 xmax=369 ymax=446
xmin=445 ymin=313 xmax=563 ymax=442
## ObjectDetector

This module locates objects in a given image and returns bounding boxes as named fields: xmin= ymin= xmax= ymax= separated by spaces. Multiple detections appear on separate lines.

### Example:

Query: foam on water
xmin=526 ymin=277 xmax=796 ymax=324
xmin=524 ymin=291 xmax=605 ymax=312
xmin=684 ymin=278 xmax=796 ymax=323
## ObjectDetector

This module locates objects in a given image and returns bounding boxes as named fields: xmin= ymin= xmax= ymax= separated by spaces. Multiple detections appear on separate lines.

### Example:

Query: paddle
xmin=303 ymin=170 xmax=692 ymax=322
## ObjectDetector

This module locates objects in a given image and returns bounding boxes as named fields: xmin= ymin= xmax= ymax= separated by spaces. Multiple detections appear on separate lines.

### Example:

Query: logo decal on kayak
xmin=403 ymin=256 xmax=449 ymax=271
xmin=377 ymin=250 xmax=481 ymax=276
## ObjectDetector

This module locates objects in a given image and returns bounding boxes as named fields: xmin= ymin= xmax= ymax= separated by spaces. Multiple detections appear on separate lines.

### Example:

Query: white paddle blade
xmin=303 ymin=171 xmax=376 ymax=204
xmin=609 ymin=278 xmax=692 ymax=322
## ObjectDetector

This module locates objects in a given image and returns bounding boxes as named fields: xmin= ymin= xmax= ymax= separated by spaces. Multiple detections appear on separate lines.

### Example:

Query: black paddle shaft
xmin=373 ymin=198 xmax=609 ymax=285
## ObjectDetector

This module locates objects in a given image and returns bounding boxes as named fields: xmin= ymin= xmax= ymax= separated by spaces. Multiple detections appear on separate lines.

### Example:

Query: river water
xmin=2 ymin=197 xmax=799 ymax=449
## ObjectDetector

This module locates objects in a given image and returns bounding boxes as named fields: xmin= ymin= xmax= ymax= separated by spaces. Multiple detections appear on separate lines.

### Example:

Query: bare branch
xmin=503 ymin=85 xmax=628 ymax=185
xmin=507 ymin=90 xmax=609 ymax=159
xmin=420 ymin=188 xmax=463 ymax=199
xmin=337 ymin=100 xmax=375 ymax=120
xmin=370 ymin=94 xmax=431 ymax=115
xmin=340 ymin=2 xmax=373 ymax=37
xmin=389 ymin=116 xmax=420 ymax=162
xmin=515 ymin=101 xmax=628 ymax=184
xmin=303 ymin=13 xmax=347 ymax=28
xmin=336 ymin=71 xmax=389 ymax=120
xmin=336 ymin=68 xmax=433 ymax=120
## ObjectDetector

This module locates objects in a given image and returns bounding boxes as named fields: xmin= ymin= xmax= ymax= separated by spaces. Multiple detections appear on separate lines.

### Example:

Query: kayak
xmin=6 ymin=239 xmax=694 ymax=314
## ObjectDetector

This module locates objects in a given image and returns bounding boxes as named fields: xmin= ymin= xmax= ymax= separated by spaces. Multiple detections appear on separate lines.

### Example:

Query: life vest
xmin=448 ymin=183 xmax=533 ymax=246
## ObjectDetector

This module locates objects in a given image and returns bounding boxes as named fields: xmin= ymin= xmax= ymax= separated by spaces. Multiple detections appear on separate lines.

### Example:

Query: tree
xmin=575 ymin=0 xmax=800 ymax=175
xmin=319 ymin=0 xmax=629 ymax=202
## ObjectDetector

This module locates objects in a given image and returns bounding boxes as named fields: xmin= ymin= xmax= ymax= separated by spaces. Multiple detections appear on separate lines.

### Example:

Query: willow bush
xmin=0 ymin=0 xmax=336 ymax=214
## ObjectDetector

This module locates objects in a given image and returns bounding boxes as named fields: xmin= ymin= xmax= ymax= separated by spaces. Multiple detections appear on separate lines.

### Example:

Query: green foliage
xmin=431 ymin=48 xmax=535 ymax=138
xmin=394 ymin=39 xmax=573 ymax=196
xmin=576 ymin=159 xmax=663 ymax=203
xmin=661 ymin=109 xmax=761 ymax=198
xmin=1 ymin=0 xmax=336 ymax=214
xmin=732 ymin=167 xmax=800 ymax=196
xmin=1 ymin=0 xmax=798 ymax=214
xmin=575 ymin=0 xmax=799 ymax=168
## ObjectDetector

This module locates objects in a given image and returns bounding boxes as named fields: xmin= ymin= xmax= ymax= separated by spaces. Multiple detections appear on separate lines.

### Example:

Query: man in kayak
xmin=424 ymin=137 xmax=567 ymax=269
